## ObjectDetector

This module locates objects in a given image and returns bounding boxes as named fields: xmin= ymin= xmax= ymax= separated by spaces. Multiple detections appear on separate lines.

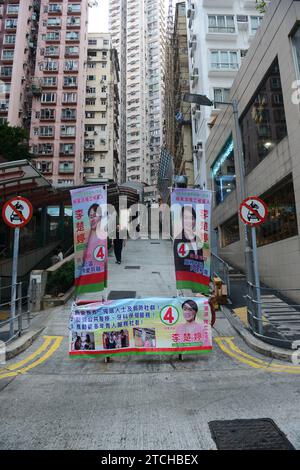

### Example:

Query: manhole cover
xmin=108 ymin=291 xmax=136 ymax=300
xmin=209 ymin=419 xmax=295 ymax=450
xmin=124 ymin=266 xmax=140 ymax=269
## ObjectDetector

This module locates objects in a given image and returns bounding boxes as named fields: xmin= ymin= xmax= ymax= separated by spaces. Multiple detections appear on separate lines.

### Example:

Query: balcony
xmin=206 ymin=27 xmax=238 ymax=42
xmin=67 ymin=5 xmax=81 ymax=15
xmin=48 ymin=5 xmax=62 ymax=15
xmin=208 ymin=62 xmax=239 ymax=78
xmin=61 ymin=110 xmax=77 ymax=121
xmin=202 ymin=0 xmax=233 ymax=7
xmin=66 ymin=18 xmax=81 ymax=29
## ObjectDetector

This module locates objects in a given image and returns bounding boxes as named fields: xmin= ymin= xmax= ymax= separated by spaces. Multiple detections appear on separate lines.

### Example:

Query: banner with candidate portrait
xmin=69 ymin=296 xmax=212 ymax=356
xmin=70 ymin=186 xmax=107 ymax=296
xmin=171 ymin=189 xmax=212 ymax=295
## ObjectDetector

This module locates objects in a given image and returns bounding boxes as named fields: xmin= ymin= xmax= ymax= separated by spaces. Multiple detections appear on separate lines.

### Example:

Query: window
xmin=40 ymin=109 xmax=55 ymax=120
xmin=38 ymin=143 xmax=53 ymax=155
xmin=64 ymin=76 xmax=77 ymax=87
xmin=256 ymin=176 xmax=298 ymax=246
xmin=64 ymin=60 xmax=79 ymax=72
xmin=62 ymin=92 xmax=77 ymax=103
xmin=66 ymin=32 xmax=79 ymax=41
xmin=68 ymin=4 xmax=81 ymax=13
xmin=7 ymin=4 xmax=19 ymax=14
xmin=213 ymin=88 xmax=230 ymax=107
xmin=39 ymin=126 xmax=54 ymax=137
xmin=61 ymin=126 xmax=76 ymax=136
xmin=210 ymin=50 xmax=238 ymax=70
xmin=65 ymin=46 xmax=79 ymax=56
xmin=4 ymin=35 xmax=16 ymax=45
xmin=250 ymin=16 xmax=263 ymax=34
xmin=41 ymin=93 xmax=56 ymax=103
xmin=43 ymin=32 xmax=60 ymax=41
xmin=2 ymin=50 xmax=14 ymax=60
xmin=208 ymin=15 xmax=235 ymax=33
xmin=211 ymin=136 xmax=236 ymax=205
xmin=67 ymin=17 xmax=80 ymax=27
xmin=240 ymin=58 xmax=287 ymax=175
xmin=84 ymin=167 xmax=94 ymax=173
xmin=43 ymin=76 xmax=57 ymax=87
xmin=59 ymin=162 xmax=74 ymax=173
xmin=221 ymin=215 xmax=240 ymax=247
xmin=88 ymin=39 xmax=97 ymax=45
xmin=60 ymin=144 xmax=75 ymax=155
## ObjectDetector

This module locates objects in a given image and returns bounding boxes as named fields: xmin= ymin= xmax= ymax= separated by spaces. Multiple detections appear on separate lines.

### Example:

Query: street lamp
xmin=183 ymin=92 xmax=253 ymax=285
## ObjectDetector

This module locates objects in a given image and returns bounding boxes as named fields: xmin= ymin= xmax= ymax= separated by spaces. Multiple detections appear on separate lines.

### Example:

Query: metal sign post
xmin=10 ymin=227 xmax=20 ymax=339
xmin=239 ymin=196 xmax=268 ymax=337
xmin=251 ymin=226 xmax=263 ymax=336
xmin=2 ymin=196 xmax=33 ymax=340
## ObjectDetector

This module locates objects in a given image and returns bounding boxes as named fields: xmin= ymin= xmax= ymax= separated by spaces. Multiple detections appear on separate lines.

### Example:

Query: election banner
xmin=171 ymin=189 xmax=212 ymax=295
xmin=69 ymin=296 xmax=212 ymax=356
xmin=70 ymin=186 xmax=107 ymax=296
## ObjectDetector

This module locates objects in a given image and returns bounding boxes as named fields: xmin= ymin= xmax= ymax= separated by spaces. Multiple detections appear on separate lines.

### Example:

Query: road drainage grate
xmin=108 ymin=291 xmax=136 ymax=300
xmin=124 ymin=266 xmax=140 ymax=270
xmin=151 ymin=242 xmax=160 ymax=244
xmin=208 ymin=419 xmax=295 ymax=450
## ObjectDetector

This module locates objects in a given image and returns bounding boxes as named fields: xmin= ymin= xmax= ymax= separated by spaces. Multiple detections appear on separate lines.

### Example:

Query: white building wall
xmin=186 ymin=0 xmax=265 ymax=188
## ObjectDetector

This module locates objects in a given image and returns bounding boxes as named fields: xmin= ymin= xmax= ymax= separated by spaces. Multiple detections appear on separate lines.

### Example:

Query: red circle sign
xmin=239 ymin=196 xmax=268 ymax=226
xmin=2 ymin=196 xmax=33 ymax=229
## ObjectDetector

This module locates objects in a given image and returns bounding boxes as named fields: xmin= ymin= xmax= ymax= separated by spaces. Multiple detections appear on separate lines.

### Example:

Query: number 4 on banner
xmin=160 ymin=305 xmax=179 ymax=325
xmin=93 ymin=245 xmax=106 ymax=262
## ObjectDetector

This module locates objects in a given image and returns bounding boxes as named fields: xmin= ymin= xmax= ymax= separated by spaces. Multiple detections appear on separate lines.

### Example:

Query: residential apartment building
xmin=173 ymin=2 xmax=193 ymax=186
xmin=84 ymin=33 xmax=120 ymax=183
xmin=109 ymin=0 xmax=127 ymax=183
xmin=0 ymin=0 xmax=40 ymax=128
xmin=109 ymin=0 xmax=165 ymax=196
xmin=206 ymin=0 xmax=300 ymax=302
xmin=186 ymin=0 xmax=266 ymax=189
xmin=29 ymin=1 xmax=89 ymax=187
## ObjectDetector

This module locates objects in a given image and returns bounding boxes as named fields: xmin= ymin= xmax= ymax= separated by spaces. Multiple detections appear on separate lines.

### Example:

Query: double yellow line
xmin=215 ymin=336 xmax=300 ymax=374
xmin=0 ymin=335 xmax=63 ymax=380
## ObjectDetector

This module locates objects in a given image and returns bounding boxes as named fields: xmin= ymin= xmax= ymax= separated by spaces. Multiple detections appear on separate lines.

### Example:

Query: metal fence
xmin=211 ymin=252 xmax=231 ymax=296
xmin=0 ymin=282 xmax=31 ymax=344
xmin=246 ymin=282 xmax=300 ymax=349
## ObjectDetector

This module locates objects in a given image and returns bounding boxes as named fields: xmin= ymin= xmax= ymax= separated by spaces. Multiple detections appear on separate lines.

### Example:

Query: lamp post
xmin=183 ymin=93 xmax=253 ymax=285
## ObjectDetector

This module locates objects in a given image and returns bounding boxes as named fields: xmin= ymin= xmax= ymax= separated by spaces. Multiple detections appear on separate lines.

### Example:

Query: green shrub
xmin=46 ymin=259 xmax=74 ymax=296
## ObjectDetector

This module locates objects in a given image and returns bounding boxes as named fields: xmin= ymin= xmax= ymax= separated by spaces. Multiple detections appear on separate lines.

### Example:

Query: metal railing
xmin=211 ymin=252 xmax=231 ymax=296
xmin=0 ymin=282 xmax=31 ymax=344
xmin=246 ymin=282 xmax=300 ymax=349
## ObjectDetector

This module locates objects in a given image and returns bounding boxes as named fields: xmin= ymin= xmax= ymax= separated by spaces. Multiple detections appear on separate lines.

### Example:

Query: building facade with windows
xmin=29 ymin=0 xmax=89 ymax=187
xmin=84 ymin=33 xmax=119 ymax=183
xmin=186 ymin=0 xmax=265 ymax=189
xmin=109 ymin=0 xmax=165 ymax=196
xmin=0 ymin=0 xmax=40 ymax=128
xmin=206 ymin=0 xmax=300 ymax=301
xmin=109 ymin=0 xmax=127 ymax=183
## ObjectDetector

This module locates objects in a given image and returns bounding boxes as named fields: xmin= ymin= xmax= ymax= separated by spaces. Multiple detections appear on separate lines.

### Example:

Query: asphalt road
xmin=1 ymin=240 xmax=300 ymax=450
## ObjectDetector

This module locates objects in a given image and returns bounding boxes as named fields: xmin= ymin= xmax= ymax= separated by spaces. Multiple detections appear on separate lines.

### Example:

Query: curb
xmin=5 ymin=327 xmax=45 ymax=361
xmin=221 ymin=305 xmax=295 ymax=363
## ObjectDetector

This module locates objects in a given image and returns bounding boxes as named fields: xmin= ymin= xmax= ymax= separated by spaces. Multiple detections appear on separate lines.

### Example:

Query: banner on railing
xmin=69 ymin=297 xmax=212 ymax=356
xmin=171 ymin=189 xmax=212 ymax=294
xmin=70 ymin=186 xmax=107 ymax=296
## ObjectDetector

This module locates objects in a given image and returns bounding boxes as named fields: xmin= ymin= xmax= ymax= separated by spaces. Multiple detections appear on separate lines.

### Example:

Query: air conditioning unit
xmin=237 ymin=15 xmax=248 ymax=30
xmin=187 ymin=3 xmax=195 ymax=20
xmin=237 ymin=15 xmax=248 ymax=23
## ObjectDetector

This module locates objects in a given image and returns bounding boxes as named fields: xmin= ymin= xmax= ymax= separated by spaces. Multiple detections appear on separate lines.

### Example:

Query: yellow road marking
xmin=215 ymin=337 xmax=300 ymax=374
xmin=0 ymin=336 xmax=53 ymax=373
xmin=0 ymin=336 xmax=63 ymax=380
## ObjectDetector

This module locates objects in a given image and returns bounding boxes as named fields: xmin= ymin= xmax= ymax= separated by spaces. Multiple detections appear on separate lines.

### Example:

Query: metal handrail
xmin=211 ymin=252 xmax=231 ymax=296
